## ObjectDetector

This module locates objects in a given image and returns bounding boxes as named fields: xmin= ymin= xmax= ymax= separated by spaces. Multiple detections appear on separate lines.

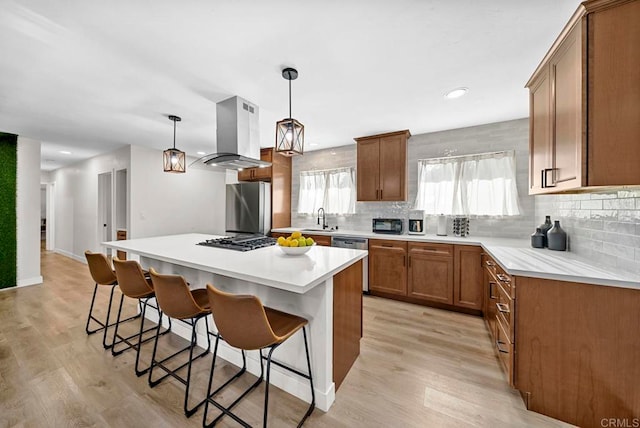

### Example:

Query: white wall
xmin=50 ymin=146 xmax=131 ymax=261
xmin=129 ymin=145 xmax=226 ymax=238
xmin=16 ymin=137 xmax=43 ymax=286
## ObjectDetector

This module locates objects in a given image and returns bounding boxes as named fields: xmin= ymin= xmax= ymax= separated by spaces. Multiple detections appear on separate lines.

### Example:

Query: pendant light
xmin=275 ymin=67 xmax=304 ymax=156
xmin=163 ymin=115 xmax=186 ymax=173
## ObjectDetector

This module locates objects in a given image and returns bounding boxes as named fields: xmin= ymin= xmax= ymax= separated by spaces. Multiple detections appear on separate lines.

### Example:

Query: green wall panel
xmin=0 ymin=132 xmax=17 ymax=289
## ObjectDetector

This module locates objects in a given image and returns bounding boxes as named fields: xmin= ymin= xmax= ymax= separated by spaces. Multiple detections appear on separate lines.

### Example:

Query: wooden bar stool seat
xmin=84 ymin=250 xmax=141 ymax=349
xmin=148 ymin=268 xmax=247 ymax=418
xmin=111 ymin=257 xmax=172 ymax=376
xmin=203 ymin=285 xmax=315 ymax=428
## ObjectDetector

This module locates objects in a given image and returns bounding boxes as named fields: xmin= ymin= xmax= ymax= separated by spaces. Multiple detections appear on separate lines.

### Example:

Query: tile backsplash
xmin=291 ymin=118 xmax=535 ymax=239
xmin=535 ymin=190 xmax=640 ymax=275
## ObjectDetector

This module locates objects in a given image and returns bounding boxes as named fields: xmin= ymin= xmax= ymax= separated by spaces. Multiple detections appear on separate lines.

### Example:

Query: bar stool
xmin=84 ymin=250 xmax=140 ymax=349
xmin=203 ymin=285 xmax=315 ymax=428
xmin=148 ymin=268 xmax=247 ymax=418
xmin=111 ymin=257 xmax=171 ymax=376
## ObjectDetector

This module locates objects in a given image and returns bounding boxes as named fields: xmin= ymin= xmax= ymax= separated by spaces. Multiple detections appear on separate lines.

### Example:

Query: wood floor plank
xmin=0 ymin=248 xmax=574 ymax=427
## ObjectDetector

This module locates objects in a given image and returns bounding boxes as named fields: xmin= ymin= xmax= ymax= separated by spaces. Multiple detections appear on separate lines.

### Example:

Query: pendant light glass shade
xmin=275 ymin=67 xmax=304 ymax=156
xmin=163 ymin=115 xmax=186 ymax=173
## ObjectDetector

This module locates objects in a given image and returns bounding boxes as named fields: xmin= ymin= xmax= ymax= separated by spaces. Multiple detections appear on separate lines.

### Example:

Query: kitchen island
xmin=103 ymin=233 xmax=367 ymax=411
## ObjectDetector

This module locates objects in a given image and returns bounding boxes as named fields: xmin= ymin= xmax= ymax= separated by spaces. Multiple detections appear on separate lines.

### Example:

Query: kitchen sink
xmin=301 ymin=228 xmax=334 ymax=233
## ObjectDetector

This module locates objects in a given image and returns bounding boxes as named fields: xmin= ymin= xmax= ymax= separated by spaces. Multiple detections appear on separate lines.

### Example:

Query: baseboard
xmin=54 ymin=249 xmax=86 ymax=264
xmin=17 ymin=276 xmax=43 ymax=287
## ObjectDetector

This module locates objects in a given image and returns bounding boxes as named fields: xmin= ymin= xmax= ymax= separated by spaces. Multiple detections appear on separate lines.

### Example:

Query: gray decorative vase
xmin=531 ymin=228 xmax=545 ymax=248
xmin=538 ymin=215 xmax=553 ymax=247
xmin=547 ymin=220 xmax=567 ymax=251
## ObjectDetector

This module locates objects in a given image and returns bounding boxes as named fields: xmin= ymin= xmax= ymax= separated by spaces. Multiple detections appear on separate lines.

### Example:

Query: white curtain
xmin=298 ymin=168 xmax=355 ymax=215
xmin=414 ymin=151 xmax=521 ymax=216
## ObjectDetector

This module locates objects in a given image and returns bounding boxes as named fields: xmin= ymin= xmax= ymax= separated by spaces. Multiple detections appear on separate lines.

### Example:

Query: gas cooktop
xmin=197 ymin=235 xmax=276 ymax=252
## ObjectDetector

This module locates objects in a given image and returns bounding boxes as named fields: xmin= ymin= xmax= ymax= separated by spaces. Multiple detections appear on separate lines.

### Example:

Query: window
xmin=298 ymin=167 xmax=356 ymax=215
xmin=414 ymin=151 xmax=521 ymax=216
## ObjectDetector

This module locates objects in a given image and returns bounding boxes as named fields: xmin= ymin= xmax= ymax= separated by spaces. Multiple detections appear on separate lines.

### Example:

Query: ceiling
xmin=0 ymin=0 xmax=579 ymax=171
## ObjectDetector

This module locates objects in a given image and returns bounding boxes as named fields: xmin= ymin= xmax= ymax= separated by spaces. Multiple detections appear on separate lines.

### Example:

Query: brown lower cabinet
xmin=369 ymin=239 xmax=407 ymax=296
xmin=482 ymin=254 xmax=640 ymax=428
xmin=407 ymin=243 xmax=454 ymax=304
xmin=369 ymin=240 xmax=482 ymax=313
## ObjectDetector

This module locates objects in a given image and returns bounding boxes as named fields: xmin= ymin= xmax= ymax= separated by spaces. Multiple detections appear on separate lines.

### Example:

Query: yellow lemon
xmin=305 ymin=237 xmax=314 ymax=246
xmin=286 ymin=236 xmax=292 ymax=241
xmin=298 ymin=237 xmax=307 ymax=247
xmin=289 ymin=239 xmax=299 ymax=247
xmin=276 ymin=236 xmax=286 ymax=246
xmin=291 ymin=231 xmax=302 ymax=239
xmin=280 ymin=239 xmax=290 ymax=247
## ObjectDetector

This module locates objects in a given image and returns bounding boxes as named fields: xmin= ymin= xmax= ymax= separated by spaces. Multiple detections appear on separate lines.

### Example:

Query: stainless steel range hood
xmin=191 ymin=96 xmax=271 ymax=171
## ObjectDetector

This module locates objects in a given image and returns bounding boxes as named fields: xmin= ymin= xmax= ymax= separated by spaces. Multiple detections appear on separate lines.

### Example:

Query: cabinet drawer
xmin=496 ymin=314 xmax=514 ymax=386
xmin=496 ymin=282 xmax=514 ymax=341
xmin=408 ymin=242 xmax=453 ymax=257
xmin=370 ymin=239 xmax=407 ymax=250
xmin=483 ymin=255 xmax=498 ymax=276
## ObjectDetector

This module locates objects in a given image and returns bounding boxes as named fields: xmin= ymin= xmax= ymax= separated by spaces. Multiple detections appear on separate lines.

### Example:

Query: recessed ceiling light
xmin=197 ymin=151 xmax=206 ymax=155
xmin=59 ymin=150 xmax=72 ymax=155
xmin=444 ymin=87 xmax=468 ymax=99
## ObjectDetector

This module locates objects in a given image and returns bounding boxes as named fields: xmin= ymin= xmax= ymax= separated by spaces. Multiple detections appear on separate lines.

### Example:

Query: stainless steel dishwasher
xmin=331 ymin=236 xmax=369 ymax=293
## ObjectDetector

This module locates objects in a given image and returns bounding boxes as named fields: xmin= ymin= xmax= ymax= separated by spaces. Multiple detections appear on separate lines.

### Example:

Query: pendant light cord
xmin=288 ymin=77 xmax=292 ymax=119
xmin=173 ymin=118 xmax=177 ymax=150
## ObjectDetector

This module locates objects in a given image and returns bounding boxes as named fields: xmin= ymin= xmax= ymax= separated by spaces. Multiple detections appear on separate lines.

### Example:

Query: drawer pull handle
xmin=485 ymin=260 xmax=496 ymax=267
xmin=496 ymin=340 xmax=509 ymax=354
xmin=496 ymin=302 xmax=510 ymax=314
xmin=496 ymin=273 xmax=511 ymax=283
xmin=489 ymin=282 xmax=497 ymax=300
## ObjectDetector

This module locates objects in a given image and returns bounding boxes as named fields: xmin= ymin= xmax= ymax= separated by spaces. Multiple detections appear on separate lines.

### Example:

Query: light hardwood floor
xmin=0 ymin=249 xmax=573 ymax=427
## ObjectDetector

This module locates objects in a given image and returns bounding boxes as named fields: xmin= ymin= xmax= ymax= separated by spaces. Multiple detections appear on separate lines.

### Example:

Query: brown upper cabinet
xmin=355 ymin=130 xmax=410 ymax=201
xmin=237 ymin=148 xmax=273 ymax=182
xmin=526 ymin=0 xmax=640 ymax=194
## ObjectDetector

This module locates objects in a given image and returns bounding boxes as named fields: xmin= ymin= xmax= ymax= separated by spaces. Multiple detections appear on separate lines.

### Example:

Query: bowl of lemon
xmin=276 ymin=231 xmax=316 ymax=256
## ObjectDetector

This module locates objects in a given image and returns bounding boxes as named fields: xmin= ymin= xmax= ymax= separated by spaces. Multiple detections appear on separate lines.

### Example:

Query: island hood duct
xmin=190 ymin=96 xmax=271 ymax=171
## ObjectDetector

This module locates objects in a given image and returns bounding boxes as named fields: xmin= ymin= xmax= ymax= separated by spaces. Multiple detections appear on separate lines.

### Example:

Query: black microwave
xmin=372 ymin=218 xmax=403 ymax=234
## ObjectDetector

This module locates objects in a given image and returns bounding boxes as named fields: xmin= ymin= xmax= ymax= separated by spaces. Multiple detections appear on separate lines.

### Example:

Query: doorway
xmin=98 ymin=172 xmax=113 ymax=255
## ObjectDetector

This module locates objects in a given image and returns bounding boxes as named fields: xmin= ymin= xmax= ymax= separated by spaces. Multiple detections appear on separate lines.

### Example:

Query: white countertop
xmin=273 ymin=228 xmax=640 ymax=290
xmin=103 ymin=233 xmax=367 ymax=294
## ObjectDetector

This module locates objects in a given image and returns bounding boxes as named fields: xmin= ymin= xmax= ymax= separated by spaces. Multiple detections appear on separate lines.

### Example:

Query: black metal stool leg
xmin=263 ymin=346 xmax=278 ymax=428
xmin=298 ymin=326 xmax=315 ymax=427
xmin=102 ymin=285 xmax=117 ymax=349
xmin=85 ymin=283 xmax=100 ymax=334
xmin=147 ymin=314 xmax=163 ymax=387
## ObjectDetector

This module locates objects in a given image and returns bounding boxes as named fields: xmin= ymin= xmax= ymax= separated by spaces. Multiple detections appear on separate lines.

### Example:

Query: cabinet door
xmin=453 ymin=245 xmax=483 ymax=310
xmin=379 ymin=134 xmax=406 ymax=201
xmin=368 ymin=239 xmax=407 ymax=296
xmin=588 ymin=0 xmax=640 ymax=186
xmin=551 ymin=23 xmax=583 ymax=190
xmin=271 ymin=150 xmax=291 ymax=229
xmin=237 ymin=168 xmax=254 ymax=181
xmin=308 ymin=234 xmax=331 ymax=246
xmin=407 ymin=243 xmax=453 ymax=304
xmin=356 ymin=138 xmax=380 ymax=201
xmin=529 ymin=69 xmax=552 ymax=194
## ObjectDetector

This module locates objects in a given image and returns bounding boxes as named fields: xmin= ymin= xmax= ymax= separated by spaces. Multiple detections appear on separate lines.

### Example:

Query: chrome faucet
xmin=317 ymin=208 xmax=328 ymax=230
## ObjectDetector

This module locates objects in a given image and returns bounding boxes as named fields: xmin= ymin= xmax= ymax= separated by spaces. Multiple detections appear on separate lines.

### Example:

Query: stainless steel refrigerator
xmin=225 ymin=182 xmax=271 ymax=235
